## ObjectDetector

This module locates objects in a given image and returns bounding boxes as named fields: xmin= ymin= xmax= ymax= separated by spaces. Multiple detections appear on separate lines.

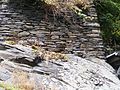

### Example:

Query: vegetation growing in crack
xmin=9 ymin=0 xmax=90 ymax=23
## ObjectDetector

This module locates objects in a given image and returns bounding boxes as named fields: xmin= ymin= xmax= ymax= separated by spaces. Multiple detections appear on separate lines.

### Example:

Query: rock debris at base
xmin=0 ymin=43 xmax=120 ymax=90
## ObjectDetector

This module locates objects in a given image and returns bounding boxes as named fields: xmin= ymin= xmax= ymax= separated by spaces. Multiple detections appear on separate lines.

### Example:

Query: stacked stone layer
xmin=0 ymin=0 xmax=104 ymax=58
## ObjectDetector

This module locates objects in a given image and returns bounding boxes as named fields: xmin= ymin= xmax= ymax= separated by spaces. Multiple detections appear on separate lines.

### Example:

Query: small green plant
xmin=0 ymin=82 xmax=20 ymax=90
xmin=69 ymin=5 xmax=87 ymax=18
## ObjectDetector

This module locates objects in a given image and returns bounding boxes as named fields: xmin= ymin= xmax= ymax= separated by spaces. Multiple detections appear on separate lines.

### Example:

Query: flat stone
xmin=0 ymin=68 xmax=11 ymax=81
xmin=39 ymin=27 xmax=46 ymax=30
xmin=0 ymin=27 xmax=9 ymax=30
xmin=80 ymin=38 xmax=88 ymax=42
xmin=0 ymin=30 xmax=11 ymax=33
xmin=11 ymin=29 xmax=22 ymax=32
xmin=18 ymin=31 xmax=30 ymax=37
xmin=0 ymin=15 xmax=5 ymax=18
xmin=84 ymin=22 xmax=100 ymax=27
xmin=92 ymin=29 xmax=101 ymax=33
xmin=6 ymin=25 xmax=17 ymax=29
xmin=51 ymin=32 xmax=63 ymax=36
xmin=24 ymin=25 xmax=33 ymax=29
xmin=51 ymin=35 xmax=59 ymax=39
xmin=87 ymin=34 xmax=100 ymax=37
xmin=2 ymin=17 xmax=9 ymax=21
xmin=15 ymin=22 xmax=24 ymax=26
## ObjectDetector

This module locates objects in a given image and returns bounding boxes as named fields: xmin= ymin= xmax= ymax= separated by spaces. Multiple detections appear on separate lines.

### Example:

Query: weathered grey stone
xmin=0 ymin=30 xmax=11 ymax=33
xmin=84 ymin=22 xmax=100 ymax=27
xmin=80 ymin=38 xmax=88 ymax=42
xmin=0 ymin=0 xmax=104 ymax=58
xmin=0 ymin=15 xmax=5 ymax=18
xmin=0 ymin=44 xmax=119 ymax=90
xmin=24 ymin=25 xmax=33 ymax=29
xmin=0 ymin=68 xmax=11 ymax=81
xmin=5 ymin=25 xmax=17 ymax=29
xmin=10 ymin=29 xmax=22 ymax=32
xmin=15 ymin=22 xmax=24 ymax=26
xmin=51 ymin=35 xmax=59 ymax=39
xmin=87 ymin=33 xmax=100 ymax=37
xmin=18 ymin=31 xmax=30 ymax=37
xmin=92 ymin=29 xmax=101 ymax=33
xmin=0 ymin=27 xmax=9 ymax=30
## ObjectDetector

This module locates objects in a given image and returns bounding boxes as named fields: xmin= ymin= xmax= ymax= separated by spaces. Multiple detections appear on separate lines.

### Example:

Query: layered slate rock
xmin=0 ymin=0 xmax=104 ymax=58
xmin=0 ymin=43 xmax=120 ymax=90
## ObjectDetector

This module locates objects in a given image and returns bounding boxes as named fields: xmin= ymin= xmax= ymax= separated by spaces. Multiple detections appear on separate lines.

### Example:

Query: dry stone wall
xmin=0 ymin=0 xmax=104 ymax=58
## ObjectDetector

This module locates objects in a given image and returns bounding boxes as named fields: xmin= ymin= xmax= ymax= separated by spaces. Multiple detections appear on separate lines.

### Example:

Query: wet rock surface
xmin=0 ymin=43 xmax=120 ymax=90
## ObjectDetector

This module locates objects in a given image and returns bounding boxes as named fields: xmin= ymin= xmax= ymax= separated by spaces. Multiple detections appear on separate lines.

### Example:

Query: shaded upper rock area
xmin=0 ymin=43 xmax=120 ymax=90
xmin=0 ymin=0 xmax=104 ymax=58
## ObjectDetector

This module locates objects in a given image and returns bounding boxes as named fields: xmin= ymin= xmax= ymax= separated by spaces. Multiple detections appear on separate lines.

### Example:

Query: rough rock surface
xmin=0 ymin=43 xmax=120 ymax=90
xmin=0 ymin=0 xmax=104 ymax=58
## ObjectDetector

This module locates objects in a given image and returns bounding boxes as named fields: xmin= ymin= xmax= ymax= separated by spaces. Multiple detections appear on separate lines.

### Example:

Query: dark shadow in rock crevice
xmin=0 ymin=58 xmax=4 ymax=63
xmin=10 ymin=55 xmax=43 ymax=67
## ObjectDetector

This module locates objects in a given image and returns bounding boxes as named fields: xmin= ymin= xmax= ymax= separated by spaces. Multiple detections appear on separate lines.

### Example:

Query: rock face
xmin=0 ymin=0 xmax=119 ymax=89
xmin=0 ymin=0 xmax=104 ymax=58
xmin=0 ymin=43 xmax=120 ymax=90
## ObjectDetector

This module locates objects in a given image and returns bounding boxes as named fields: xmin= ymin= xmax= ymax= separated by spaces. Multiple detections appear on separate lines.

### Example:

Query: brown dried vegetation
xmin=32 ymin=45 xmax=68 ymax=61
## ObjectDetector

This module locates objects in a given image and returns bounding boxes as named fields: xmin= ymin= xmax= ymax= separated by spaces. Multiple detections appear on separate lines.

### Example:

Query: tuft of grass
xmin=32 ymin=45 xmax=68 ymax=61
xmin=40 ymin=0 xmax=89 ymax=8
xmin=12 ymin=71 xmax=35 ymax=90
xmin=0 ymin=82 xmax=20 ymax=90
xmin=35 ymin=0 xmax=90 ymax=20
xmin=41 ymin=0 xmax=90 ymax=13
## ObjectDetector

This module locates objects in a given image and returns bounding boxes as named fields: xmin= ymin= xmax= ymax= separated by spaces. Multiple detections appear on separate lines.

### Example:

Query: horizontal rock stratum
xmin=0 ymin=0 xmax=104 ymax=58
xmin=0 ymin=43 xmax=120 ymax=90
